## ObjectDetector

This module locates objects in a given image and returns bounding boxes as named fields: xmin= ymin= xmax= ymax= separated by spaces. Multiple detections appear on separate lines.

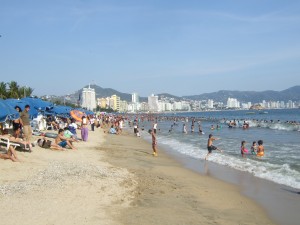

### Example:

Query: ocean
xmin=130 ymin=108 xmax=300 ymax=190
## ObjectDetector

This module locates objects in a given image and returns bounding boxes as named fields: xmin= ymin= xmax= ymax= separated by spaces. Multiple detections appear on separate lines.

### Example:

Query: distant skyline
xmin=1 ymin=0 xmax=300 ymax=97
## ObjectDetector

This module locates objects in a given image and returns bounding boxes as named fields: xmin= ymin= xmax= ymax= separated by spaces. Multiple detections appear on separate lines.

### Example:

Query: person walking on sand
xmin=81 ymin=116 xmax=89 ymax=141
xmin=148 ymin=129 xmax=158 ymax=156
xmin=205 ymin=134 xmax=222 ymax=160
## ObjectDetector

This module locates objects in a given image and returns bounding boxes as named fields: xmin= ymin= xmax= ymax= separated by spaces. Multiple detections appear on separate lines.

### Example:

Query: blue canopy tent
xmin=0 ymin=99 xmax=20 ymax=122
xmin=85 ymin=110 xmax=94 ymax=116
xmin=46 ymin=105 xmax=72 ymax=118
xmin=22 ymin=97 xmax=53 ymax=111
xmin=4 ymin=99 xmax=39 ymax=118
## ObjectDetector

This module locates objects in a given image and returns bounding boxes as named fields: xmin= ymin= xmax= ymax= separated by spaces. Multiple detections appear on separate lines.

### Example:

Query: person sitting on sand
xmin=64 ymin=127 xmax=79 ymax=142
xmin=55 ymin=129 xmax=76 ymax=150
xmin=109 ymin=125 xmax=117 ymax=134
xmin=36 ymin=137 xmax=64 ymax=151
xmin=0 ymin=145 xmax=20 ymax=162
xmin=205 ymin=134 xmax=222 ymax=160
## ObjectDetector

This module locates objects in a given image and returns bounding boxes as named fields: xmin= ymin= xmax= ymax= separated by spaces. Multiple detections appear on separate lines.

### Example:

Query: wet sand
xmin=101 ymin=131 xmax=276 ymax=225
xmin=0 ymin=128 xmax=278 ymax=224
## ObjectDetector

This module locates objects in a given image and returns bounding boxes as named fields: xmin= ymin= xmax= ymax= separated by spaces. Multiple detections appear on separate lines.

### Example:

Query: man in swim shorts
xmin=55 ymin=129 xmax=77 ymax=150
xmin=205 ymin=134 xmax=222 ymax=160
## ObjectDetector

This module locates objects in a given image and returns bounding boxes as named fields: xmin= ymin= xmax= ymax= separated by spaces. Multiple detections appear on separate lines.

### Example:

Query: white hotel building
xmin=81 ymin=85 xmax=96 ymax=111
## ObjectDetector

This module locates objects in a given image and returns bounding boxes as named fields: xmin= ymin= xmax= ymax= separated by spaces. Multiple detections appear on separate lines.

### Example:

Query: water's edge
xmin=157 ymin=140 xmax=300 ymax=225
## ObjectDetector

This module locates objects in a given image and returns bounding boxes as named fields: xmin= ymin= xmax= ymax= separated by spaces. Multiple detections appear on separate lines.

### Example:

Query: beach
xmin=0 ymin=127 xmax=276 ymax=225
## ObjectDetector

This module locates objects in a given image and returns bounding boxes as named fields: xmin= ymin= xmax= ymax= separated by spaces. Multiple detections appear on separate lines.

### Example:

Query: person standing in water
xmin=205 ymin=134 xmax=222 ymax=160
xmin=241 ymin=140 xmax=248 ymax=158
xmin=251 ymin=141 xmax=257 ymax=155
xmin=257 ymin=140 xmax=265 ymax=157
xmin=183 ymin=123 xmax=187 ymax=134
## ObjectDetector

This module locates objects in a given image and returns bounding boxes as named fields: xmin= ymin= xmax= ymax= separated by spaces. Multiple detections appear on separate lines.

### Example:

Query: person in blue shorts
xmin=55 ymin=129 xmax=77 ymax=150
xmin=205 ymin=134 xmax=222 ymax=160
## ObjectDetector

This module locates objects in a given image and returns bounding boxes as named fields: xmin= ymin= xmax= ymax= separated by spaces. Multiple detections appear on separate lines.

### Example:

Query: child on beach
xmin=241 ymin=141 xmax=248 ymax=157
xmin=257 ymin=140 xmax=264 ymax=157
xmin=251 ymin=141 xmax=257 ymax=155
xmin=205 ymin=134 xmax=222 ymax=160
xmin=148 ymin=129 xmax=158 ymax=156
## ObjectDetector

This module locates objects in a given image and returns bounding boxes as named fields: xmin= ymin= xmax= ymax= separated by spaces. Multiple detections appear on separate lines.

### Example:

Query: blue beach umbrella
xmin=0 ymin=99 xmax=20 ymax=122
xmin=22 ymin=97 xmax=53 ymax=111
xmin=47 ymin=105 xmax=72 ymax=118
xmin=85 ymin=110 xmax=94 ymax=116
xmin=4 ymin=99 xmax=39 ymax=118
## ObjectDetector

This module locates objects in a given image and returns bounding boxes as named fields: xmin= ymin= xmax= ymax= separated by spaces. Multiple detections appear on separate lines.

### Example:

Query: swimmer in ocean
xmin=241 ymin=140 xmax=248 ymax=157
xmin=251 ymin=141 xmax=257 ymax=155
xmin=257 ymin=140 xmax=264 ymax=157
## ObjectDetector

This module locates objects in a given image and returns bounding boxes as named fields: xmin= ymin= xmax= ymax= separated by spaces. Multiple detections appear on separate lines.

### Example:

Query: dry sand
xmin=101 ymin=131 xmax=276 ymax=225
xmin=0 ymin=128 xmax=276 ymax=225
xmin=0 ymin=130 xmax=136 ymax=225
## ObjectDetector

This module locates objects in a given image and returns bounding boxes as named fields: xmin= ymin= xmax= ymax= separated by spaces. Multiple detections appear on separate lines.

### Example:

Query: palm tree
xmin=0 ymin=82 xmax=7 ymax=99
xmin=26 ymin=86 xmax=34 ymax=97
xmin=7 ymin=81 xmax=20 ymax=99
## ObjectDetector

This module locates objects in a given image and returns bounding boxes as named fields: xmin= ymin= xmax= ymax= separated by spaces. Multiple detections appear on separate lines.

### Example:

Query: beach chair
xmin=0 ymin=136 xmax=32 ymax=152
xmin=0 ymin=137 xmax=21 ymax=151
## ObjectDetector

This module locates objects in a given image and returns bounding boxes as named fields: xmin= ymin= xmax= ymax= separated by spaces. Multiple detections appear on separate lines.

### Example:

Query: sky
xmin=1 ymin=0 xmax=300 ymax=97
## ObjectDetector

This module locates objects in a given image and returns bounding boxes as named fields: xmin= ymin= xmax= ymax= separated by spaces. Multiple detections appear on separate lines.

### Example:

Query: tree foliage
xmin=0 ymin=81 xmax=34 ymax=99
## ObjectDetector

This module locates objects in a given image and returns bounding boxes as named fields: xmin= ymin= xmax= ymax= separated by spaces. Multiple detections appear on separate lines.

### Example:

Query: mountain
xmin=68 ymin=85 xmax=147 ymax=103
xmin=182 ymin=86 xmax=300 ymax=103
xmin=66 ymin=85 xmax=300 ymax=104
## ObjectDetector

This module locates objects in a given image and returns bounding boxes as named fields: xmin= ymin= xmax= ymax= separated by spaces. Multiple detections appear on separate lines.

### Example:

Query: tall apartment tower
xmin=111 ymin=95 xmax=120 ymax=112
xmin=132 ymin=92 xmax=139 ymax=103
xmin=148 ymin=94 xmax=159 ymax=112
xmin=81 ymin=84 xmax=96 ymax=111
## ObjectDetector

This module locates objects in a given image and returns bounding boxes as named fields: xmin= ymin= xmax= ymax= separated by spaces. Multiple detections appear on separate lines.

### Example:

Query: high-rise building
xmin=97 ymin=97 xmax=108 ymax=109
xmin=227 ymin=98 xmax=240 ymax=108
xmin=81 ymin=84 xmax=96 ymax=111
xmin=148 ymin=94 xmax=159 ymax=112
xmin=111 ymin=95 xmax=120 ymax=111
xmin=208 ymin=99 xmax=214 ymax=109
xmin=132 ymin=92 xmax=139 ymax=103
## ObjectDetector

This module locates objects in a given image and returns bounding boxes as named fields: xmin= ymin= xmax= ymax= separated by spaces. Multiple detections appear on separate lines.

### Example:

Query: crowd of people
xmin=0 ymin=104 xmax=127 ymax=162
xmin=1 ymin=109 xmax=269 ymax=162
xmin=124 ymin=114 xmax=267 ymax=160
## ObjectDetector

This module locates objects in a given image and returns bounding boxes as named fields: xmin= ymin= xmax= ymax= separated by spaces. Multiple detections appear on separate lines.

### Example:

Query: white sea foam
xmin=157 ymin=135 xmax=300 ymax=189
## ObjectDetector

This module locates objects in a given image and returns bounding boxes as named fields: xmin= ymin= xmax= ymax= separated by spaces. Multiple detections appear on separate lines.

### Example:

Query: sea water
xmin=134 ymin=109 xmax=300 ymax=190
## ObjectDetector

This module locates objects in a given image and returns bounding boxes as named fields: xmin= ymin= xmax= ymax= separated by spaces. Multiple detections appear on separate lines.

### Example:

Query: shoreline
xmin=1 ymin=126 xmax=297 ymax=224
xmin=101 ymin=131 xmax=276 ymax=225
xmin=159 ymin=144 xmax=300 ymax=225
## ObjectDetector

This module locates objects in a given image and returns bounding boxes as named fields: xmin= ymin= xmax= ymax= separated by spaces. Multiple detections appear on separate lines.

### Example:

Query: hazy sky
xmin=1 ymin=0 xmax=300 ymax=97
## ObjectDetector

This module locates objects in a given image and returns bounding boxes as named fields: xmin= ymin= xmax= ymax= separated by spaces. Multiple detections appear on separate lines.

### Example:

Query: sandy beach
xmin=0 ymin=127 xmax=276 ymax=225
